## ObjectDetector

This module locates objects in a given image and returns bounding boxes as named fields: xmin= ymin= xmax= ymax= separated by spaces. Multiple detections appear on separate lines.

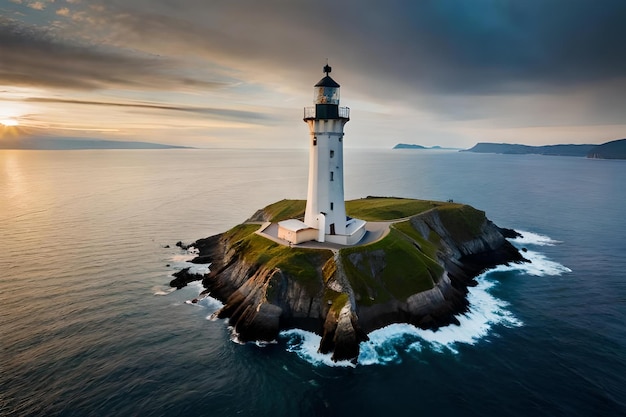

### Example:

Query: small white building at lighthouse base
xmin=277 ymin=216 xmax=366 ymax=246
xmin=323 ymin=217 xmax=367 ymax=245
xmin=277 ymin=219 xmax=318 ymax=244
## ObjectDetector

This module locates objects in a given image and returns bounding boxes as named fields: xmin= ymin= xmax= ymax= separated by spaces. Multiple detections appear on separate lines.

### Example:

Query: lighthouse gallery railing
xmin=303 ymin=106 xmax=350 ymax=119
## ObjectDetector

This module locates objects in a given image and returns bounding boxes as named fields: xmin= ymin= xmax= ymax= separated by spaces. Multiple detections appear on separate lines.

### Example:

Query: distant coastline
xmin=393 ymin=143 xmax=461 ymax=150
xmin=462 ymin=142 xmax=595 ymax=157
xmin=459 ymin=138 xmax=626 ymax=160
xmin=394 ymin=138 xmax=626 ymax=160
xmin=0 ymin=137 xmax=192 ymax=150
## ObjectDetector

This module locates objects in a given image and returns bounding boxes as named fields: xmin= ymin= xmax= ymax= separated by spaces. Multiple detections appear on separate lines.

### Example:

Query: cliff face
xmin=352 ymin=208 xmax=523 ymax=335
xmin=171 ymin=200 xmax=526 ymax=362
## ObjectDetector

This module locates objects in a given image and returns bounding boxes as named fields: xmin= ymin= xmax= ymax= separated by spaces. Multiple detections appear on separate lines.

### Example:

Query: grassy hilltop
xmin=246 ymin=197 xmax=485 ymax=305
xmin=259 ymin=197 xmax=457 ymax=222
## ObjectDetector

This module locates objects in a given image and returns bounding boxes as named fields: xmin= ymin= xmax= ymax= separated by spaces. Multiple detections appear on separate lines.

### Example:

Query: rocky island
xmin=171 ymin=197 xmax=526 ymax=362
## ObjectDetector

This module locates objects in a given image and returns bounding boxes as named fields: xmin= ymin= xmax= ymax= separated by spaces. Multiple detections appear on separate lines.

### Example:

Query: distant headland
xmin=171 ymin=197 xmax=526 ymax=362
xmin=393 ymin=143 xmax=461 ymax=150
xmin=0 ymin=136 xmax=192 ymax=150
xmin=460 ymin=138 xmax=626 ymax=159
xmin=394 ymin=138 xmax=626 ymax=159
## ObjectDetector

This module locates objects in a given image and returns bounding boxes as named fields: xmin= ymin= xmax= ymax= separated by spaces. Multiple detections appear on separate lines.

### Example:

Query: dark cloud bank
xmin=5 ymin=1 xmax=626 ymax=95
xmin=2 ymin=1 xmax=626 ymax=129
xmin=95 ymin=0 xmax=626 ymax=95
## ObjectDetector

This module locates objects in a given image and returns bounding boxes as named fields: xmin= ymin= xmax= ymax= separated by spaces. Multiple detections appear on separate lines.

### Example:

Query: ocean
xmin=1 ymin=148 xmax=625 ymax=416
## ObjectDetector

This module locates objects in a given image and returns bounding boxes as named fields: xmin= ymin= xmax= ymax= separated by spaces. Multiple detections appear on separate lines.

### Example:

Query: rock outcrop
xmin=171 ymin=199 xmax=526 ymax=362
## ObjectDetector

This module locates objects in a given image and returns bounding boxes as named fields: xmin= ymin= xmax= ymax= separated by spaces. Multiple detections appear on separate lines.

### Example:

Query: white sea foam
xmin=278 ymin=231 xmax=571 ymax=367
xmin=512 ymin=230 xmax=562 ymax=246
xmin=170 ymin=254 xmax=194 ymax=262
xmin=170 ymin=246 xmax=199 ymax=262
xmin=517 ymin=250 xmax=572 ymax=276
xmin=357 ymin=276 xmax=523 ymax=364
xmin=483 ymin=248 xmax=571 ymax=277
xmin=153 ymin=287 xmax=177 ymax=296
xmin=195 ymin=290 xmax=224 ymax=314
xmin=280 ymin=329 xmax=356 ymax=368
xmin=186 ymin=280 xmax=205 ymax=291
xmin=170 ymin=261 xmax=211 ymax=276
xmin=169 ymin=248 xmax=212 ymax=276
xmin=227 ymin=327 xmax=278 ymax=346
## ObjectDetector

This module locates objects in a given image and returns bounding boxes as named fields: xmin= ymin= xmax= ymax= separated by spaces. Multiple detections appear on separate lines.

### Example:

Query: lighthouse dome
xmin=314 ymin=64 xmax=340 ymax=105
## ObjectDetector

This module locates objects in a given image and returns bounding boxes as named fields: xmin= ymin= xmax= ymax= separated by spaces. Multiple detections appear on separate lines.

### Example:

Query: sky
xmin=1 ymin=0 xmax=626 ymax=149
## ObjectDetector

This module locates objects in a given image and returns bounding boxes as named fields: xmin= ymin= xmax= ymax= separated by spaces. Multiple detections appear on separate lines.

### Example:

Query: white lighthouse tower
xmin=301 ymin=64 xmax=366 ymax=245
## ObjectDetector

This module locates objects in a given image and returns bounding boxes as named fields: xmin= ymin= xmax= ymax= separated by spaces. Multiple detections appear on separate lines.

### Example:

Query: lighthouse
xmin=301 ymin=64 xmax=366 ymax=245
xmin=276 ymin=64 xmax=366 ymax=245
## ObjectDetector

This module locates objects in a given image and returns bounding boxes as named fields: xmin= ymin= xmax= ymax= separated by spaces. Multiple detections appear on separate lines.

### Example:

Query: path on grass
xmin=255 ymin=214 xmax=422 ymax=252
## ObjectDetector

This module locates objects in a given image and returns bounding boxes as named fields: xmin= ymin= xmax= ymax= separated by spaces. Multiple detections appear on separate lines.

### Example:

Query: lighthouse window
xmin=330 ymin=202 xmax=334 ymax=210
xmin=330 ymin=150 xmax=334 ymax=158
xmin=339 ymin=136 xmax=342 ymax=142
xmin=313 ymin=137 xmax=317 ymax=146
xmin=330 ymin=171 xmax=334 ymax=181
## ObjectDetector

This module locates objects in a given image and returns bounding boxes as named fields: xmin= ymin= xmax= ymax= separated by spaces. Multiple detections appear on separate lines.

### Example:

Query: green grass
xmin=392 ymin=220 xmax=440 ymax=260
xmin=224 ymin=198 xmax=485 ymax=305
xmin=435 ymin=204 xmax=486 ymax=241
xmin=260 ymin=197 xmax=464 ymax=222
xmin=340 ymin=228 xmax=442 ymax=306
xmin=230 ymin=230 xmax=332 ymax=295
xmin=345 ymin=197 xmax=459 ymax=221
xmin=262 ymin=199 xmax=306 ymax=222
xmin=223 ymin=223 xmax=259 ymax=242
xmin=322 ymin=257 xmax=337 ymax=284
xmin=323 ymin=289 xmax=349 ymax=315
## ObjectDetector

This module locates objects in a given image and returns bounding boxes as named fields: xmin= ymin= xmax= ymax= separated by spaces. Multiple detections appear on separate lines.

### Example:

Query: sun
xmin=1 ymin=118 xmax=19 ymax=127
xmin=0 ymin=118 xmax=23 ymax=139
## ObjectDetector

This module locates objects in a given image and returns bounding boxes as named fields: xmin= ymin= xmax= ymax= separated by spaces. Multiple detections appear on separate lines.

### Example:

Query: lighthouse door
xmin=330 ymin=223 xmax=336 ymax=235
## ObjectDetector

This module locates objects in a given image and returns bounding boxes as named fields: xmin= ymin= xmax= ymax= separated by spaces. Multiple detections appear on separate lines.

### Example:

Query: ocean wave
xmin=481 ymin=249 xmax=571 ymax=277
xmin=512 ymin=230 xmax=562 ymax=246
xmin=515 ymin=250 xmax=572 ymax=276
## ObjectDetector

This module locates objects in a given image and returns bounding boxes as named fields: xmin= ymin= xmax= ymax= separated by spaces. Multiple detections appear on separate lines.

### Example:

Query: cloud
xmin=7 ymin=1 xmax=626 ymax=100
xmin=56 ymin=7 xmax=70 ymax=16
xmin=20 ymin=97 xmax=275 ymax=122
xmin=27 ymin=1 xmax=45 ymax=10
xmin=0 ymin=17 xmax=229 ymax=91
xmin=2 ymin=0 xmax=626 ymax=146
xmin=82 ymin=0 xmax=626 ymax=96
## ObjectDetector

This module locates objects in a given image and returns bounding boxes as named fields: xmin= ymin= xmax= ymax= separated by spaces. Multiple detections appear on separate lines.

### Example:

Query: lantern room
xmin=314 ymin=64 xmax=340 ymax=105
